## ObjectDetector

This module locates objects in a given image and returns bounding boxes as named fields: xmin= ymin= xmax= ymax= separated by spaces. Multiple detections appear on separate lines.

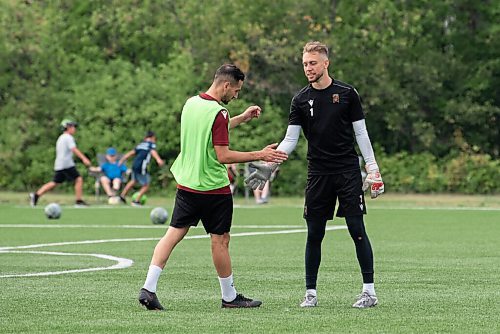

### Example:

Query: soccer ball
xmin=44 ymin=203 xmax=61 ymax=219
xmin=150 ymin=207 xmax=168 ymax=225
xmin=108 ymin=196 xmax=121 ymax=205
xmin=132 ymin=192 xmax=147 ymax=205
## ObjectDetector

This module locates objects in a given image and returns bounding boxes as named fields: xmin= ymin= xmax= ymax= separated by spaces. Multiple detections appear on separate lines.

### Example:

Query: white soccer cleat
xmin=352 ymin=292 xmax=378 ymax=308
xmin=300 ymin=293 xmax=318 ymax=307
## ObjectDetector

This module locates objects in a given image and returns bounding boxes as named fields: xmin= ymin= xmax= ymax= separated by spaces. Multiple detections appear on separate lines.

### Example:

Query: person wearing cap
xmin=29 ymin=119 xmax=93 ymax=207
xmin=118 ymin=131 xmax=164 ymax=206
xmin=89 ymin=147 xmax=129 ymax=198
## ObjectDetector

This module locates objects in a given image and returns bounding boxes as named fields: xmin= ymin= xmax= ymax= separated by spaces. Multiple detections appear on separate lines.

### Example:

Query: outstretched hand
xmin=259 ymin=143 xmax=288 ymax=163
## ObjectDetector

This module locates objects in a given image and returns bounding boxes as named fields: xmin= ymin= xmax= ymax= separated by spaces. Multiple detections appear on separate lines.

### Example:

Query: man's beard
xmin=308 ymin=72 xmax=324 ymax=83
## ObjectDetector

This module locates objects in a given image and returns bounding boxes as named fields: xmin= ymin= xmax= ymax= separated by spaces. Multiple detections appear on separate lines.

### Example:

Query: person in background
xmin=29 ymin=119 xmax=92 ymax=207
xmin=119 ymin=131 xmax=164 ymax=206
xmin=89 ymin=147 xmax=129 ymax=199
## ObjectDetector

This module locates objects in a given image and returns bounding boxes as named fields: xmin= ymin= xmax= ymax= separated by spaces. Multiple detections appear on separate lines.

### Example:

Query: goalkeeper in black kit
xmin=246 ymin=41 xmax=384 ymax=308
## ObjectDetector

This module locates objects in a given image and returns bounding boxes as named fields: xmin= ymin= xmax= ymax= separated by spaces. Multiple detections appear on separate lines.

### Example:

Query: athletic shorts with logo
xmin=53 ymin=166 xmax=80 ymax=184
xmin=304 ymin=169 xmax=366 ymax=220
xmin=170 ymin=189 xmax=233 ymax=235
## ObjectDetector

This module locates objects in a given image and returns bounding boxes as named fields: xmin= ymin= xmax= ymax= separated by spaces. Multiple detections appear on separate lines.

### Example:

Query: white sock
xmin=143 ymin=265 xmax=163 ymax=293
xmin=306 ymin=289 xmax=317 ymax=297
xmin=219 ymin=274 xmax=237 ymax=302
xmin=363 ymin=283 xmax=376 ymax=296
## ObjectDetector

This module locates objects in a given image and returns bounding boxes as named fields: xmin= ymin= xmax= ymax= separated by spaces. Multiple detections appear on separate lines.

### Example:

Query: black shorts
xmin=304 ymin=170 xmax=366 ymax=220
xmin=53 ymin=167 xmax=81 ymax=184
xmin=170 ymin=189 xmax=233 ymax=235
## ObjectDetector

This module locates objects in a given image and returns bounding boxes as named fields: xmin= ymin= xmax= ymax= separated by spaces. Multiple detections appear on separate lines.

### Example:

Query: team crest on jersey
xmin=332 ymin=94 xmax=340 ymax=103
xmin=221 ymin=110 xmax=228 ymax=119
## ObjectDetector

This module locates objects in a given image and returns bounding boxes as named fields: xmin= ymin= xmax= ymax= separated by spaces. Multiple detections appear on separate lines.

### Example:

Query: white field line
xmin=0 ymin=226 xmax=345 ymax=251
xmin=0 ymin=224 xmax=306 ymax=229
xmin=0 ymin=226 xmax=346 ymax=278
xmin=16 ymin=204 xmax=500 ymax=211
xmin=0 ymin=251 xmax=133 ymax=278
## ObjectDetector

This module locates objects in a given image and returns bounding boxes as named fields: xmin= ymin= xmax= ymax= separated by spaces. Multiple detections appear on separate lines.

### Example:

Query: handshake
xmin=245 ymin=162 xmax=385 ymax=199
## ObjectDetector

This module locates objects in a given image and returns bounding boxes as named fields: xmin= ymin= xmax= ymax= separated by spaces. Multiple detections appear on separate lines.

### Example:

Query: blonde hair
xmin=303 ymin=41 xmax=329 ymax=58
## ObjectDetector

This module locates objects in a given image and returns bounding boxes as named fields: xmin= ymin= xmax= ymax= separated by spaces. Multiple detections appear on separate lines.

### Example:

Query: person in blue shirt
xmin=119 ymin=131 xmax=164 ymax=206
xmin=90 ymin=147 xmax=129 ymax=199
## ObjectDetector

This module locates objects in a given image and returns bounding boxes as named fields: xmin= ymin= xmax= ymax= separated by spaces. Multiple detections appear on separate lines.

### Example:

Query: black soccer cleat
xmin=138 ymin=288 xmax=165 ymax=311
xmin=119 ymin=195 xmax=127 ymax=204
xmin=29 ymin=192 xmax=39 ymax=207
xmin=221 ymin=293 xmax=262 ymax=308
xmin=75 ymin=199 xmax=89 ymax=207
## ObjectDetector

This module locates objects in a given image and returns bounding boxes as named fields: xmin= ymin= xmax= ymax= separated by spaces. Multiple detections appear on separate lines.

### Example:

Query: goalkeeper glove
xmin=244 ymin=162 xmax=274 ymax=190
xmin=362 ymin=170 xmax=385 ymax=199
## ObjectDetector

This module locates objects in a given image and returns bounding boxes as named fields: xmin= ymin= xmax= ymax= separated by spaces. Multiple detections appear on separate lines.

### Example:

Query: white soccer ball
xmin=108 ymin=196 xmax=121 ymax=205
xmin=150 ymin=207 xmax=168 ymax=225
xmin=44 ymin=203 xmax=61 ymax=219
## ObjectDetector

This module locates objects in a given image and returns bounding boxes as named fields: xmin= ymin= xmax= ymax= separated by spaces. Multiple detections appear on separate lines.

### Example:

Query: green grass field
xmin=0 ymin=193 xmax=499 ymax=333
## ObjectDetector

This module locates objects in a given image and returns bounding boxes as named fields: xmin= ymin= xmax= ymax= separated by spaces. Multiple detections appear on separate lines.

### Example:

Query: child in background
xmin=89 ymin=147 xmax=129 ymax=200
xmin=119 ymin=131 xmax=164 ymax=206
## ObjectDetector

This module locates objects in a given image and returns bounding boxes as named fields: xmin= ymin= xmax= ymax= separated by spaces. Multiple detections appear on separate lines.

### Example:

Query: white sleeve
xmin=66 ymin=134 xmax=76 ymax=150
xmin=352 ymin=119 xmax=379 ymax=172
xmin=276 ymin=125 xmax=301 ymax=154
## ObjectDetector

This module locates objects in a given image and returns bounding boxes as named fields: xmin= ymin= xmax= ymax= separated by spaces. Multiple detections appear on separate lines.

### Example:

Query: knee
xmin=306 ymin=221 xmax=326 ymax=243
xmin=346 ymin=216 xmax=366 ymax=241
xmin=211 ymin=234 xmax=230 ymax=250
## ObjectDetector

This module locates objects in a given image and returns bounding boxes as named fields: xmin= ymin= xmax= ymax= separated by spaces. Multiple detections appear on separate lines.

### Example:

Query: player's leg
xmin=74 ymin=176 xmax=86 ymax=204
xmin=131 ymin=174 xmax=150 ymax=206
xmin=36 ymin=181 xmax=58 ymax=196
xmin=303 ymin=218 xmax=327 ymax=301
xmin=336 ymin=170 xmax=377 ymax=308
xmin=30 ymin=181 xmax=57 ymax=207
xmin=139 ymin=225 xmax=189 ymax=311
xmin=203 ymin=193 xmax=261 ymax=308
xmin=345 ymin=215 xmax=377 ymax=308
xmin=132 ymin=184 xmax=149 ymax=205
xmin=300 ymin=174 xmax=335 ymax=307
xmin=120 ymin=179 xmax=135 ymax=198
xmin=139 ymin=189 xmax=197 ymax=310
xmin=99 ymin=176 xmax=114 ymax=197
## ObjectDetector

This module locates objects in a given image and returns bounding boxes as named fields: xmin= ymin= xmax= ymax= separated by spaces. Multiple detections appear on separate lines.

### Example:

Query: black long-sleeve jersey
xmin=289 ymin=79 xmax=365 ymax=175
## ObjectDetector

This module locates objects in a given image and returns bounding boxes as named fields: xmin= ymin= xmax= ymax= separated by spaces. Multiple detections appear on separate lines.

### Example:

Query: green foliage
xmin=0 ymin=0 xmax=498 ymax=194
xmin=379 ymin=151 xmax=500 ymax=194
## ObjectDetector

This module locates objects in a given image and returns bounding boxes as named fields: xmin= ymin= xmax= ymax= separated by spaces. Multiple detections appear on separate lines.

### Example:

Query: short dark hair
xmin=214 ymin=64 xmax=245 ymax=85
xmin=145 ymin=130 xmax=155 ymax=138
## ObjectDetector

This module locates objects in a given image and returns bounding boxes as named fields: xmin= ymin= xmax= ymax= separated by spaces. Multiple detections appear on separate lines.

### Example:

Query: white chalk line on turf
xmin=0 ymin=226 xmax=346 ymax=278
xmin=16 ymin=204 xmax=500 ymax=211
xmin=0 ymin=224 xmax=306 ymax=229
xmin=0 ymin=251 xmax=133 ymax=278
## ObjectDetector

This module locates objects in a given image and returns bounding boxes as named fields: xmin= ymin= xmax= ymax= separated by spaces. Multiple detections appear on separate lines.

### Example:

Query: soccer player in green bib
xmin=138 ymin=64 xmax=288 ymax=310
